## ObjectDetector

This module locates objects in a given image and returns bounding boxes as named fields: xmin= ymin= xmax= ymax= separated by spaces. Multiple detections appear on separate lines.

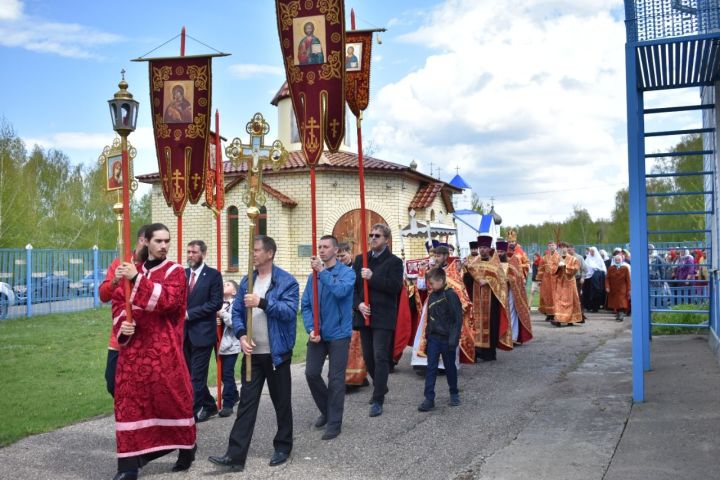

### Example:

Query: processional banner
xmin=344 ymin=29 xmax=373 ymax=116
xmin=275 ymin=0 xmax=346 ymax=165
xmin=147 ymin=56 xmax=212 ymax=215
xmin=205 ymin=133 xmax=224 ymax=213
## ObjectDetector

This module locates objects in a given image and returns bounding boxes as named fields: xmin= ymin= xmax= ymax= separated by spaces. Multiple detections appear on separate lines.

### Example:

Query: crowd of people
xmin=106 ymin=224 xmax=650 ymax=479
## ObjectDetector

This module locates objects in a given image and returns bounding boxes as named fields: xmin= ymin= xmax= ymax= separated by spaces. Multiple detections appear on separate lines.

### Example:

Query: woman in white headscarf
xmin=582 ymin=247 xmax=607 ymax=312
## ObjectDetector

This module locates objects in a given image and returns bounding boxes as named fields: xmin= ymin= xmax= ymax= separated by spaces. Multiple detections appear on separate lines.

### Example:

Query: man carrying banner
xmin=302 ymin=235 xmax=355 ymax=440
xmin=209 ymin=235 xmax=299 ymax=471
xmin=353 ymin=224 xmax=404 ymax=417
xmin=112 ymin=223 xmax=196 ymax=479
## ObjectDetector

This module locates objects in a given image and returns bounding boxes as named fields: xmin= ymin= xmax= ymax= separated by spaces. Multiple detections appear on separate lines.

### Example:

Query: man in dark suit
xmin=353 ymin=224 xmax=404 ymax=418
xmin=185 ymin=240 xmax=224 ymax=422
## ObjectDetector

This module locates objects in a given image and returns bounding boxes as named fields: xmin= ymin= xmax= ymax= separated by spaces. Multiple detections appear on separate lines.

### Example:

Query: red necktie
xmin=189 ymin=272 xmax=196 ymax=294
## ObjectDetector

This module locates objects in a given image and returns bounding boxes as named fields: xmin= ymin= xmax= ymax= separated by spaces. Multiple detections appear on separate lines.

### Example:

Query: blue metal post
xmin=92 ymin=246 xmax=100 ymax=308
xmin=25 ymin=244 xmax=32 ymax=317
xmin=626 ymin=43 xmax=649 ymax=402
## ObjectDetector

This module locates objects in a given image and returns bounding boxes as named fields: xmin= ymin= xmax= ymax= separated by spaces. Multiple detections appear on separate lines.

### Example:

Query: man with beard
xmin=496 ymin=240 xmax=533 ymax=345
xmin=536 ymin=241 xmax=560 ymax=322
xmin=184 ymin=240 xmax=224 ymax=422
xmin=550 ymin=242 xmax=583 ymax=326
xmin=464 ymin=235 xmax=512 ymax=361
xmin=112 ymin=223 xmax=196 ymax=479
xmin=411 ymin=245 xmax=475 ymax=370
xmin=506 ymin=229 xmax=530 ymax=281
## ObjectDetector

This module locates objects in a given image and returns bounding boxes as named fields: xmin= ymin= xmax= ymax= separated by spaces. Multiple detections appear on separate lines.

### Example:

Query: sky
xmin=0 ymin=0 xmax=706 ymax=226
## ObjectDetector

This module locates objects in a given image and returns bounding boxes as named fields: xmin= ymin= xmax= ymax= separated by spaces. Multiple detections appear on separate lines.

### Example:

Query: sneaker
xmin=417 ymin=399 xmax=435 ymax=412
xmin=369 ymin=402 xmax=383 ymax=417
xmin=449 ymin=394 xmax=461 ymax=406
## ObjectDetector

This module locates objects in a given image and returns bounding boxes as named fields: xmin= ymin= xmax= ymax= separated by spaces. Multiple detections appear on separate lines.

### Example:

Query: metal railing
xmin=625 ymin=0 xmax=720 ymax=42
xmin=0 ymin=246 xmax=117 ymax=320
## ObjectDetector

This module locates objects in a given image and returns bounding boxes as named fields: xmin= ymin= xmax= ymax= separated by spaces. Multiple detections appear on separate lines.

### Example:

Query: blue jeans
xmin=221 ymin=353 xmax=240 ymax=407
xmin=424 ymin=335 xmax=458 ymax=402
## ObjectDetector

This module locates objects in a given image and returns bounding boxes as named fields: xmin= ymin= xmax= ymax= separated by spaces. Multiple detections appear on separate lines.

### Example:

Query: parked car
xmin=14 ymin=274 xmax=72 ymax=303
xmin=0 ymin=282 xmax=16 ymax=319
xmin=70 ymin=274 xmax=96 ymax=297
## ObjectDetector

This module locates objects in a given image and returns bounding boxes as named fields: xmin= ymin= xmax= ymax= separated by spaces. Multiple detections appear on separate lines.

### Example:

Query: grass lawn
xmin=651 ymin=303 xmax=709 ymax=335
xmin=0 ymin=307 xmax=308 ymax=447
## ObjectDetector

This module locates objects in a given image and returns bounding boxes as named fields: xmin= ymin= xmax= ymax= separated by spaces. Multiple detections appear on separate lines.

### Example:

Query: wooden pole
xmin=310 ymin=166 xmax=320 ymax=335
xmin=214 ymin=110 xmax=223 ymax=410
xmin=121 ymin=135 xmax=134 ymax=326
xmin=357 ymin=112 xmax=370 ymax=326
xmin=177 ymin=26 xmax=186 ymax=264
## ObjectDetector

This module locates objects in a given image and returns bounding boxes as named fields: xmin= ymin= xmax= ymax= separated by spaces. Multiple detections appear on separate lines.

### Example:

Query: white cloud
xmin=368 ymin=0 xmax=651 ymax=225
xmin=228 ymin=63 xmax=284 ymax=79
xmin=0 ymin=0 xmax=22 ymax=20
xmin=0 ymin=1 xmax=121 ymax=58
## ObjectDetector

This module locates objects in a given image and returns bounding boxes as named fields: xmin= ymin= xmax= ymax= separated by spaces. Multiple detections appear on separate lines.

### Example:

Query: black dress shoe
xmin=314 ymin=414 xmax=327 ymax=429
xmin=321 ymin=429 xmax=340 ymax=440
xmin=269 ymin=451 xmax=290 ymax=466
xmin=208 ymin=454 xmax=245 ymax=471
xmin=112 ymin=471 xmax=138 ymax=480
xmin=171 ymin=444 xmax=197 ymax=472
xmin=218 ymin=407 xmax=233 ymax=417
xmin=195 ymin=406 xmax=218 ymax=422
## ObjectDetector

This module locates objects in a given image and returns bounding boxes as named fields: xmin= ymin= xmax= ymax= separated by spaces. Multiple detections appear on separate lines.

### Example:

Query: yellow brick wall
xmin=148 ymin=169 xmax=457 ymax=290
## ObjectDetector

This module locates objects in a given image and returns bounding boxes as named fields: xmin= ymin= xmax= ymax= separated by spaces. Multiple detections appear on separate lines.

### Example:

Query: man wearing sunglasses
xmin=353 ymin=224 xmax=404 ymax=417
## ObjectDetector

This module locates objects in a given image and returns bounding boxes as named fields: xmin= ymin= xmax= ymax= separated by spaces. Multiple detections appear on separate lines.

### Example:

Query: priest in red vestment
xmin=112 ymin=223 xmax=196 ymax=480
xmin=465 ymin=235 xmax=513 ymax=361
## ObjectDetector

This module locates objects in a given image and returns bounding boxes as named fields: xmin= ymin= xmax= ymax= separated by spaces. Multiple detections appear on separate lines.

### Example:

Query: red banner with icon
xmin=275 ymin=0 xmax=345 ymax=165
xmin=148 ymin=56 xmax=212 ymax=215
xmin=345 ymin=29 xmax=373 ymax=116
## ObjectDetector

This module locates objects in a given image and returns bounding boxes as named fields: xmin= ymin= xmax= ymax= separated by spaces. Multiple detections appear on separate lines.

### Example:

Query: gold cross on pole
xmin=225 ymin=112 xmax=288 ymax=382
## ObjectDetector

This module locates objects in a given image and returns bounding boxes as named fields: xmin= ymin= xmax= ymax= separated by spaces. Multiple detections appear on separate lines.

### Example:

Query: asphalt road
xmin=0 ymin=311 xmax=632 ymax=480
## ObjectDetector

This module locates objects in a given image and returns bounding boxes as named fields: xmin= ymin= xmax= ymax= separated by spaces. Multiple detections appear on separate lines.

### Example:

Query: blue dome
xmin=449 ymin=174 xmax=471 ymax=189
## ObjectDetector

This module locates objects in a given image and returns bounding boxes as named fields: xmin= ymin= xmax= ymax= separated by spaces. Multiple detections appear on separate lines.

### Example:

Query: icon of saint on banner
xmin=294 ymin=15 xmax=326 ymax=65
xmin=163 ymin=80 xmax=194 ymax=123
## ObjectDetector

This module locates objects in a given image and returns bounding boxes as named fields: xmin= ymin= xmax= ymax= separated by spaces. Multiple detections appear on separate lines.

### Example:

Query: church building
xmin=138 ymin=83 xmax=463 ymax=285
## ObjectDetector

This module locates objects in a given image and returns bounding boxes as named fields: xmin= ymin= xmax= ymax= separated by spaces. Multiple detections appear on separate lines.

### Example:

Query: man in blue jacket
xmin=208 ymin=235 xmax=299 ymax=472
xmin=302 ymin=235 xmax=355 ymax=440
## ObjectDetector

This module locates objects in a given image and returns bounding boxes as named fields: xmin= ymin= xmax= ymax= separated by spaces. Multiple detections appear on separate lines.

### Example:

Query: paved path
xmin=0 ymin=312 xmax=707 ymax=479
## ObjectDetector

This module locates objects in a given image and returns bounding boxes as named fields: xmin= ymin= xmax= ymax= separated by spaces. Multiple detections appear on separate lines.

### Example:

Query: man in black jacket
xmin=185 ymin=240 xmax=224 ymax=422
xmin=353 ymin=224 xmax=404 ymax=417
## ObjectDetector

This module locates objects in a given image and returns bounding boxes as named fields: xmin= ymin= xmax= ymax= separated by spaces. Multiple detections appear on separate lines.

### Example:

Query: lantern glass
xmin=108 ymin=97 xmax=139 ymax=134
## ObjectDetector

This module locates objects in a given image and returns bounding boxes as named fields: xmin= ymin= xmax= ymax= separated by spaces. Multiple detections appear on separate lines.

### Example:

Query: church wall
xmin=147 ymin=168 xmax=457 ymax=290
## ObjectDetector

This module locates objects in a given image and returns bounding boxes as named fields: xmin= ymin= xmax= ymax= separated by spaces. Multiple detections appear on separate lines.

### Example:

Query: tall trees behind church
xmin=505 ymin=134 xmax=706 ymax=246
xmin=0 ymin=118 xmax=151 ymax=249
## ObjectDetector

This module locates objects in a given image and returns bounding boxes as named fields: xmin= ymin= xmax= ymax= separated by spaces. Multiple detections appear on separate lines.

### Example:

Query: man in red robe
xmin=496 ymin=240 xmax=533 ymax=345
xmin=411 ymin=245 xmax=475 ymax=369
xmin=465 ymin=235 xmax=513 ymax=361
xmin=112 ymin=223 xmax=196 ymax=479
xmin=537 ymin=241 xmax=560 ymax=322
xmin=99 ymin=225 xmax=148 ymax=398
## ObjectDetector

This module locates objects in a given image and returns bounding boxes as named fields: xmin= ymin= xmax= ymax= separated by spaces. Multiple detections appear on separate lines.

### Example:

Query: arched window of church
xmin=228 ymin=206 xmax=239 ymax=271
xmin=430 ymin=209 xmax=435 ymax=221
xmin=256 ymin=206 xmax=268 ymax=236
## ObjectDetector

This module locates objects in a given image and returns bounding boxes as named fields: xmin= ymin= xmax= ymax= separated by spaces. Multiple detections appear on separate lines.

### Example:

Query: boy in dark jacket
xmin=418 ymin=267 xmax=462 ymax=412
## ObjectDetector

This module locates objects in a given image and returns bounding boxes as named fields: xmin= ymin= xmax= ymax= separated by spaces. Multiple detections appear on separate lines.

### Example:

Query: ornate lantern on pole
xmin=107 ymin=69 xmax=139 ymax=324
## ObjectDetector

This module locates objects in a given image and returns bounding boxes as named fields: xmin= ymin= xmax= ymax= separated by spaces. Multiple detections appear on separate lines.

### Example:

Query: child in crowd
xmin=217 ymin=280 xmax=240 ymax=417
xmin=418 ymin=267 xmax=462 ymax=412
